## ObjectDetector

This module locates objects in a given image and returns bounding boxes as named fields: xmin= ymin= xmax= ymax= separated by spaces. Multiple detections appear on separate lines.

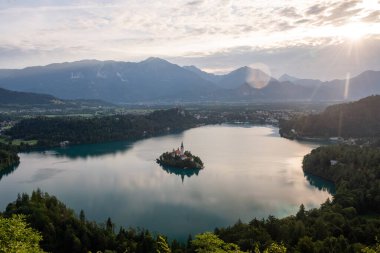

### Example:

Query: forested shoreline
xmin=279 ymin=95 xmax=380 ymax=141
xmin=213 ymin=144 xmax=380 ymax=252
xmin=0 ymin=143 xmax=19 ymax=171
xmin=4 ymin=108 xmax=199 ymax=148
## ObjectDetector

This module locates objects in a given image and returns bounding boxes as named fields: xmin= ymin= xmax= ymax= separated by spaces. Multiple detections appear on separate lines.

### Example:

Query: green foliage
xmin=3 ymin=190 xmax=157 ymax=253
xmin=0 ymin=214 xmax=45 ymax=253
xmin=279 ymin=95 xmax=380 ymax=138
xmin=6 ymin=108 xmax=198 ymax=147
xmin=191 ymin=232 xmax=244 ymax=253
xmin=0 ymin=143 xmax=19 ymax=171
xmin=263 ymin=242 xmax=286 ymax=253
xmin=303 ymin=145 xmax=380 ymax=213
xmin=156 ymin=235 xmax=171 ymax=253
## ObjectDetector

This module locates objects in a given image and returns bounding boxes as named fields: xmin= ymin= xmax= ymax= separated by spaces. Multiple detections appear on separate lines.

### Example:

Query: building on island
xmin=170 ymin=142 xmax=194 ymax=161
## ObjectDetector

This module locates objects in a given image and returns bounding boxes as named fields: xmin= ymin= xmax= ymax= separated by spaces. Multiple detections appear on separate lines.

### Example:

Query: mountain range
xmin=0 ymin=57 xmax=379 ymax=103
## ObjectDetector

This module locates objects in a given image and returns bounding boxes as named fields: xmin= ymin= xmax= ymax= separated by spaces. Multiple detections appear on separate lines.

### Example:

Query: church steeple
xmin=180 ymin=141 xmax=184 ymax=155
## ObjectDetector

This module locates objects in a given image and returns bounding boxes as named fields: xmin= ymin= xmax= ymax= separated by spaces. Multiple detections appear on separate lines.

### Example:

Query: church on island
xmin=170 ymin=142 xmax=194 ymax=161
xmin=156 ymin=142 xmax=204 ymax=170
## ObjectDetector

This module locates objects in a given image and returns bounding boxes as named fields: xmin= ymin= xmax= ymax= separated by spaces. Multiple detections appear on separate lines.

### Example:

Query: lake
xmin=0 ymin=125 xmax=333 ymax=240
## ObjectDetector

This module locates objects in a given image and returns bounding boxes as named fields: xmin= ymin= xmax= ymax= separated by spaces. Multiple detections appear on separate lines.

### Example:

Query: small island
xmin=156 ymin=142 xmax=204 ymax=169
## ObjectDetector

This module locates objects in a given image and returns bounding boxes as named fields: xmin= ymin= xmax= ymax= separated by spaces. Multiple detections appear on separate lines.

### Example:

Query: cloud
xmin=313 ymin=0 xmax=363 ymax=25
xmin=0 ymin=0 xmax=379 ymax=78
xmin=362 ymin=10 xmax=380 ymax=22
xmin=171 ymin=36 xmax=380 ymax=80
xmin=186 ymin=0 xmax=204 ymax=6
xmin=278 ymin=7 xmax=301 ymax=18
xmin=306 ymin=4 xmax=328 ymax=15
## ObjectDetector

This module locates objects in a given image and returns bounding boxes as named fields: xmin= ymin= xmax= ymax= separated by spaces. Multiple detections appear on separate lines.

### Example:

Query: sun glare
xmin=341 ymin=23 xmax=371 ymax=42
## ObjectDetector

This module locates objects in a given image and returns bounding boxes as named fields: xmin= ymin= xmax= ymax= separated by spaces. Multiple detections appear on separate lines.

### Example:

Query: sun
xmin=341 ymin=23 xmax=370 ymax=42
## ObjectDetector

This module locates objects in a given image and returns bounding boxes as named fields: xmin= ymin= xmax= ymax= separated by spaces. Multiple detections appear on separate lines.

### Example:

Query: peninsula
xmin=156 ymin=142 xmax=204 ymax=169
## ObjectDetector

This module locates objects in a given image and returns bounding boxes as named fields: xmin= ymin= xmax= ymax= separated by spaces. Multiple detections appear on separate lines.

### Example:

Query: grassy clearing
xmin=11 ymin=139 xmax=38 ymax=146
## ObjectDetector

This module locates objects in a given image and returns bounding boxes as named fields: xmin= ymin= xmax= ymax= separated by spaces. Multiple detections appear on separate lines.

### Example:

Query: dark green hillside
xmin=0 ymin=143 xmax=19 ymax=171
xmin=3 ymin=190 xmax=159 ymax=253
xmin=5 ymin=108 xmax=198 ymax=147
xmin=0 ymin=87 xmax=58 ymax=105
xmin=280 ymin=95 xmax=380 ymax=139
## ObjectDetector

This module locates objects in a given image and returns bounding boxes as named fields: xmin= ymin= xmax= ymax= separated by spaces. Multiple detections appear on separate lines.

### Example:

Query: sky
xmin=0 ymin=0 xmax=380 ymax=80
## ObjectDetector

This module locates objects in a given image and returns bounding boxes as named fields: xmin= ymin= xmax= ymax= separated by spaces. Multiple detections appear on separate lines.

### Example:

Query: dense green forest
xmin=5 ymin=108 xmax=198 ymax=147
xmin=279 ymin=95 xmax=380 ymax=139
xmin=0 ymin=143 xmax=19 ymax=171
xmin=1 ymin=190 xmax=289 ymax=253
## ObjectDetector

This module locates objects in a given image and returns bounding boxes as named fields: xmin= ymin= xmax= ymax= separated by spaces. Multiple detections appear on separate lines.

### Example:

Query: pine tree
xmin=156 ymin=235 xmax=171 ymax=253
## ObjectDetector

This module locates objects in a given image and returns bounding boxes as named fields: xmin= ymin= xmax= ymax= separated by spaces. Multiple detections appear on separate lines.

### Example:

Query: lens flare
xmin=246 ymin=62 xmax=272 ymax=89
xmin=344 ymin=72 xmax=350 ymax=100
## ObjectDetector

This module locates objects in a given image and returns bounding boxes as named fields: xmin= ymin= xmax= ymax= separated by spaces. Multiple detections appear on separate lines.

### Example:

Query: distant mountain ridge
xmin=279 ymin=74 xmax=323 ymax=87
xmin=0 ymin=58 xmax=379 ymax=103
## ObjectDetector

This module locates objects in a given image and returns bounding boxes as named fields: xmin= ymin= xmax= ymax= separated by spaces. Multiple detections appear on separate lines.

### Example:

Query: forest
xmin=279 ymin=95 xmax=380 ymax=139
xmin=4 ymin=108 xmax=199 ymax=147
xmin=1 ymin=189 xmax=288 ymax=253
xmin=0 ymin=143 xmax=19 ymax=171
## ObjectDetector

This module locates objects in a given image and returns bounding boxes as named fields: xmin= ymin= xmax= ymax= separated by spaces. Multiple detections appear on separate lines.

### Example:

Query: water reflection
xmin=52 ymin=141 xmax=133 ymax=159
xmin=0 ymin=125 xmax=333 ymax=240
xmin=0 ymin=163 xmax=19 ymax=181
xmin=304 ymin=173 xmax=336 ymax=194
xmin=158 ymin=164 xmax=201 ymax=183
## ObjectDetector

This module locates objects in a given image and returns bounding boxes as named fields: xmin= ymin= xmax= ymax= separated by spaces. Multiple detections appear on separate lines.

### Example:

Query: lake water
xmin=0 ymin=125 xmax=333 ymax=240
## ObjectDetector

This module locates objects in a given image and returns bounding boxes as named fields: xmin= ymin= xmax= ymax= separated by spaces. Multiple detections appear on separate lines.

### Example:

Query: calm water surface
xmin=0 ymin=125 xmax=333 ymax=240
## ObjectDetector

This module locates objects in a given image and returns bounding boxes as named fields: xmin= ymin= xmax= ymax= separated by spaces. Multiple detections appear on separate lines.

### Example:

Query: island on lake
xmin=156 ymin=142 xmax=204 ymax=169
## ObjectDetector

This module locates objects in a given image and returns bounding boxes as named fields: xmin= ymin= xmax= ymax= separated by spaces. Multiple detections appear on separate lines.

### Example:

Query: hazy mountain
xmin=217 ymin=66 xmax=274 ymax=90
xmin=307 ymin=70 xmax=380 ymax=101
xmin=183 ymin=65 xmax=223 ymax=83
xmin=218 ymin=80 xmax=315 ymax=101
xmin=279 ymin=74 xmax=323 ymax=87
xmin=0 ymin=58 xmax=379 ymax=103
xmin=0 ymin=58 xmax=217 ymax=103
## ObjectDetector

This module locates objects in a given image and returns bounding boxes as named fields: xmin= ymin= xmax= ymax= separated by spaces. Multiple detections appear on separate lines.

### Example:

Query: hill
xmin=5 ymin=108 xmax=198 ymax=147
xmin=0 ymin=87 xmax=60 ymax=105
xmin=279 ymin=95 xmax=380 ymax=139
xmin=0 ymin=87 xmax=113 ymax=109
